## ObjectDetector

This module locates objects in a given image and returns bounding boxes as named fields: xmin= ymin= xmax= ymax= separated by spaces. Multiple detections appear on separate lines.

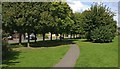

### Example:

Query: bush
xmin=91 ymin=26 xmax=115 ymax=43
xmin=2 ymin=37 xmax=12 ymax=59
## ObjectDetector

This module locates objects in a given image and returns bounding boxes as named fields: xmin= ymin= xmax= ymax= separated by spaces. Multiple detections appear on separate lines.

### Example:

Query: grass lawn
xmin=2 ymin=44 xmax=69 ymax=68
xmin=75 ymin=36 xmax=118 ymax=67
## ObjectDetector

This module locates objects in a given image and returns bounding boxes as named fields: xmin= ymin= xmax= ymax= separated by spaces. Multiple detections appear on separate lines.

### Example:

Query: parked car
xmin=25 ymin=34 xmax=37 ymax=40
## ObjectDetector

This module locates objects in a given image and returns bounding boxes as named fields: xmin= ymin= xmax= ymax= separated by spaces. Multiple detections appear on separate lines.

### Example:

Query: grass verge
xmin=2 ymin=45 xmax=69 ymax=68
xmin=75 ymin=36 xmax=118 ymax=67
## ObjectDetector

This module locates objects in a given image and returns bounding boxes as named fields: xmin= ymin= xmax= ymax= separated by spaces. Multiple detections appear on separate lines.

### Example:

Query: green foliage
xmin=91 ymin=26 xmax=115 ymax=42
xmin=2 ymin=2 xmax=73 ymax=40
xmin=2 ymin=2 xmax=116 ymax=43
xmin=50 ymin=2 xmax=73 ymax=34
xmin=2 ymin=33 xmax=9 ymax=38
xmin=2 ymin=31 xmax=11 ymax=59
xmin=82 ymin=3 xmax=117 ymax=42
xmin=2 ymin=37 xmax=12 ymax=59
xmin=2 ymin=2 xmax=25 ymax=33
xmin=72 ymin=13 xmax=85 ymax=34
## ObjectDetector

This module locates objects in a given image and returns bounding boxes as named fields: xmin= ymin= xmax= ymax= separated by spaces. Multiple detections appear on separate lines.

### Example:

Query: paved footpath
xmin=52 ymin=44 xmax=80 ymax=69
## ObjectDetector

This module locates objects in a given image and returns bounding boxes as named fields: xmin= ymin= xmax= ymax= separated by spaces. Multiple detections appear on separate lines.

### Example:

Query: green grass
xmin=75 ymin=36 xmax=118 ymax=67
xmin=2 ymin=45 xmax=69 ymax=68
xmin=2 ymin=36 xmax=118 ymax=68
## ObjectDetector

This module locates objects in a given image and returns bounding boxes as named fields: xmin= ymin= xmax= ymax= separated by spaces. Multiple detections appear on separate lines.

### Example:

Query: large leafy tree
xmin=35 ymin=2 xmax=53 ymax=41
xmin=2 ymin=2 xmax=41 ymax=46
xmin=50 ymin=2 xmax=73 ymax=40
xmin=82 ymin=3 xmax=117 ymax=42
xmin=71 ymin=13 xmax=85 ymax=38
xmin=2 ymin=2 xmax=26 ymax=44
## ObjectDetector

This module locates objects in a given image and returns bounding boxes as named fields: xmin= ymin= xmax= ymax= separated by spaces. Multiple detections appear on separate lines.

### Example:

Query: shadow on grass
xmin=2 ymin=50 xmax=20 ymax=68
xmin=81 ymin=40 xmax=92 ymax=42
xmin=2 ymin=39 xmax=78 ymax=68
xmin=10 ymin=39 xmax=78 ymax=48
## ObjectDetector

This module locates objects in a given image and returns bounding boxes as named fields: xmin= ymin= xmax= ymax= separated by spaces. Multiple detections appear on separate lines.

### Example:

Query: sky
xmin=67 ymin=0 xmax=120 ymax=27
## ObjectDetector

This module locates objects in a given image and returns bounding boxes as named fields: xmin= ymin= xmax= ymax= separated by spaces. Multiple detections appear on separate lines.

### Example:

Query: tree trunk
xmin=50 ymin=32 xmax=52 ymax=41
xmin=63 ymin=34 xmax=64 ymax=39
xmin=60 ymin=33 xmax=62 ymax=41
xmin=19 ymin=33 xmax=22 ymax=45
xmin=27 ymin=33 xmax=30 ymax=47
xmin=70 ymin=33 xmax=72 ymax=39
xmin=34 ymin=33 xmax=37 ymax=43
xmin=43 ymin=33 xmax=45 ymax=41
xmin=73 ymin=34 xmax=75 ymax=39
xmin=56 ymin=33 xmax=59 ymax=40
xmin=66 ymin=34 xmax=68 ymax=37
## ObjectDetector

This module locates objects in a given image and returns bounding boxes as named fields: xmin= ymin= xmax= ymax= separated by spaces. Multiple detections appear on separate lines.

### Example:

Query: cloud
xmin=67 ymin=0 xmax=90 ymax=13
xmin=67 ymin=0 xmax=119 ymax=27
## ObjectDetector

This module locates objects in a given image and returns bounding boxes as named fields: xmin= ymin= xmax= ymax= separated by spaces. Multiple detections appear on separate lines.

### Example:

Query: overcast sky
xmin=67 ymin=0 xmax=120 ymax=27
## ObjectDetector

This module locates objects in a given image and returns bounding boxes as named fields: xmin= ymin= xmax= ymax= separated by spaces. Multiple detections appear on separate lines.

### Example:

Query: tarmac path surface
xmin=52 ymin=44 xmax=80 ymax=69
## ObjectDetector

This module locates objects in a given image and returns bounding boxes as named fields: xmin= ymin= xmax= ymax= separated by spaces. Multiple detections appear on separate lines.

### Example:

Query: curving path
xmin=52 ymin=44 xmax=80 ymax=69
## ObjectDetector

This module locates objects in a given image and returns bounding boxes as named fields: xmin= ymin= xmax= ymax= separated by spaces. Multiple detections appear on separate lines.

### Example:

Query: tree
xmin=2 ymin=2 xmax=40 ymax=46
xmin=50 ymin=2 xmax=73 ymax=40
xmin=82 ymin=3 xmax=117 ymax=42
xmin=37 ymin=2 xmax=52 ymax=41
xmin=2 ymin=2 xmax=26 ymax=44
xmin=71 ymin=13 xmax=85 ymax=38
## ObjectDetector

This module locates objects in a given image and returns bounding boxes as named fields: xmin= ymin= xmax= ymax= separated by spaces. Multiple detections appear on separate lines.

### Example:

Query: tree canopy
xmin=2 ymin=2 xmax=117 ymax=44
xmin=81 ymin=3 xmax=117 ymax=42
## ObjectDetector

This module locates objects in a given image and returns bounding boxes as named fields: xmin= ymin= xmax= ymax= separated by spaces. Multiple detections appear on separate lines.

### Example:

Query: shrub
xmin=2 ymin=37 xmax=12 ymax=59
xmin=91 ymin=26 xmax=115 ymax=43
